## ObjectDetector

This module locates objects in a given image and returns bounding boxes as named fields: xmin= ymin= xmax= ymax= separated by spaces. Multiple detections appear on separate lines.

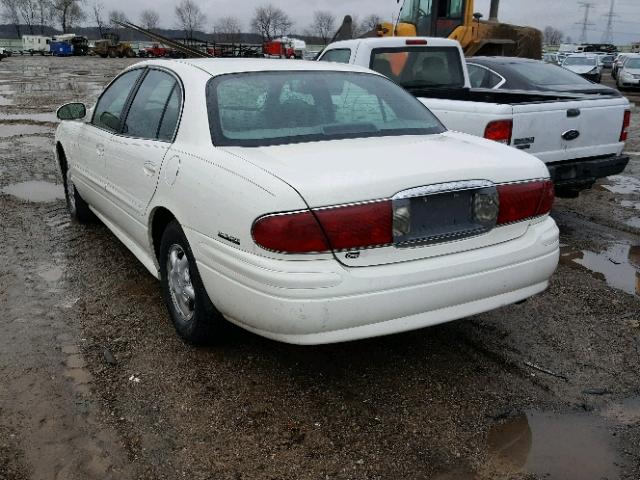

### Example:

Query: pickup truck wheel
xmin=159 ymin=220 xmax=224 ymax=345
xmin=64 ymin=169 xmax=94 ymax=224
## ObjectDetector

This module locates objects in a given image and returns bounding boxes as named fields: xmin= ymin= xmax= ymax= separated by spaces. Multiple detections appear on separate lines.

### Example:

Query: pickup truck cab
xmin=319 ymin=37 xmax=631 ymax=198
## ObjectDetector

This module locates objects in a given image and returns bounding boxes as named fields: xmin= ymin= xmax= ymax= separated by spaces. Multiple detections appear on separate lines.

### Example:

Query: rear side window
xmin=123 ymin=70 xmax=180 ymax=141
xmin=369 ymin=46 xmax=465 ymax=88
xmin=467 ymin=64 xmax=503 ymax=89
xmin=92 ymin=69 xmax=143 ymax=132
xmin=319 ymin=49 xmax=351 ymax=64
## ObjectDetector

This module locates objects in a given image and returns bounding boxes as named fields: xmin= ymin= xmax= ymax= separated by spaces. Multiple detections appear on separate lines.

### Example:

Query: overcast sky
xmin=121 ymin=0 xmax=639 ymax=44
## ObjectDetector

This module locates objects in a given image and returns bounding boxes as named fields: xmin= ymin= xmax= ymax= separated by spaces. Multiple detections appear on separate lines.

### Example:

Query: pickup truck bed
xmin=319 ymin=37 xmax=631 ymax=197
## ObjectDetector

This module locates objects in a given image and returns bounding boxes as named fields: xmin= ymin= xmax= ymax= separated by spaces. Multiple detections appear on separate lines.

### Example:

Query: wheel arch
xmin=149 ymin=206 xmax=179 ymax=263
xmin=56 ymin=142 xmax=68 ymax=183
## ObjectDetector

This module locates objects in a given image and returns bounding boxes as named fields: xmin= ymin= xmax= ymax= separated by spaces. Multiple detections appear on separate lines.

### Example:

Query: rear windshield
xmin=206 ymin=71 xmax=445 ymax=147
xmin=564 ymin=57 xmax=596 ymax=66
xmin=508 ymin=61 xmax=593 ymax=85
xmin=369 ymin=46 xmax=465 ymax=89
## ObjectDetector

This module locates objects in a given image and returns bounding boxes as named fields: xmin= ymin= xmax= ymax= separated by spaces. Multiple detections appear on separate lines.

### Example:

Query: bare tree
xmin=50 ymin=0 xmax=84 ymax=33
xmin=0 ymin=0 xmax=22 ymax=37
xmin=15 ymin=0 xmax=38 ymax=34
xmin=92 ymin=1 xmax=106 ymax=37
xmin=140 ymin=9 xmax=159 ymax=30
xmin=360 ymin=14 xmax=382 ymax=35
xmin=251 ymin=3 xmax=292 ymax=41
xmin=543 ymin=26 xmax=563 ymax=45
xmin=37 ymin=0 xmax=51 ymax=33
xmin=175 ymin=0 xmax=205 ymax=40
xmin=214 ymin=15 xmax=242 ymax=43
xmin=108 ymin=8 xmax=127 ymax=29
xmin=310 ymin=10 xmax=335 ymax=45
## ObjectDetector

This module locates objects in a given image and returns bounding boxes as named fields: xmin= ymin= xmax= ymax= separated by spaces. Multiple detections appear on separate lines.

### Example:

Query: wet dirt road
xmin=0 ymin=57 xmax=639 ymax=480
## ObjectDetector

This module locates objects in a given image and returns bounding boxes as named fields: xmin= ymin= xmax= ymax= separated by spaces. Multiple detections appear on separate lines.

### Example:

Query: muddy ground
xmin=0 ymin=56 xmax=639 ymax=480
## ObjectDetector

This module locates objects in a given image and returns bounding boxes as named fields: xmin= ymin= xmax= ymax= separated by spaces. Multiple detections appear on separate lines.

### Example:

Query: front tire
xmin=64 ymin=168 xmax=94 ymax=223
xmin=159 ymin=220 xmax=224 ymax=345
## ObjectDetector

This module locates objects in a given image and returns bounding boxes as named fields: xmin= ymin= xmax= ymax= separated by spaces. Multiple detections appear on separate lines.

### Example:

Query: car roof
xmin=325 ymin=36 xmax=460 ymax=49
xmin=132 ymin=58 xmax=376 ymax=77
xmin=467 ymin=56 xmax=541 ymax=65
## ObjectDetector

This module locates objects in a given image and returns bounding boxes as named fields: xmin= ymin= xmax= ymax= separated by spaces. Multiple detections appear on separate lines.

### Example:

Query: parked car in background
xmin=612 ymin=53 xmax=632 ymax=79
xmin=542 ymin=53 xmax=559 ymax=65
xmin=562 ymin=54 xmax=602 ymax=83
xmin=320 ymin=37 xmax=631 ymax=198
xmin=467 ymin=57 xmax=619 ymax=96
xmin=54 ymin=59 xmax=559 ymax=345
xmin=600 ymin=54 xmax=615 ymax=69
xmin=616 ymin=55 xmax=640 ymax=90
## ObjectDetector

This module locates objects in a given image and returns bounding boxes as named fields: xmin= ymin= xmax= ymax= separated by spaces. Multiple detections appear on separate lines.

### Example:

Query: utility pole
xmin=576 ymin=1 xmax=595 ymax=44
xmin=601 ymin=0 xmax=617 ymax=44
xmin=489 ymin=0 xmax=500 ymax=21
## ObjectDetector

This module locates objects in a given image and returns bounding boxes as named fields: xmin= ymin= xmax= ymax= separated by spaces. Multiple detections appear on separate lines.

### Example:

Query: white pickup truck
xmin=319 ymin=37 xmax=631 ymax=198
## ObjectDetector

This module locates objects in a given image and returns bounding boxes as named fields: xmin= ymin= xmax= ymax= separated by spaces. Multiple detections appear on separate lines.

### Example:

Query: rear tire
xmin=159 ymin=220 xmax=225 ymax=345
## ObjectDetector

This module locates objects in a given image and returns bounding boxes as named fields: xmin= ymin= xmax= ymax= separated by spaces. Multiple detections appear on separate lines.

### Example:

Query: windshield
xmin=369 ymin=47 xmax=465 ymax=89
xmin=206 ymin=71 xmax=445 ymax=147
xmin=564 ymin=57 xmax=596 ymax=66
xmin=509 ymin=61 xmax=593 ymax=86
xmin=626 ymin=59 xmax=640 ymax=69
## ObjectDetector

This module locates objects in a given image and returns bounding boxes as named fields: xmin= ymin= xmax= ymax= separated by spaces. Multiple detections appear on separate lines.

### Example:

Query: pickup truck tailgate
xmin=511 ymin=97 xmax=629 ymax=164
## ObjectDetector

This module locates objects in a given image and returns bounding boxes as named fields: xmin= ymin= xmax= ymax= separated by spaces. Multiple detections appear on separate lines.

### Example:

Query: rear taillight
xmin=252 ymin=201 xmax=392 ymax=253
xmin=621 ymin=109 xmax=631 ymax=142
xmin=497 ymin=180 xmax=555 ymax=225
xmin=484 ymin=120 xmax=513 ymax=145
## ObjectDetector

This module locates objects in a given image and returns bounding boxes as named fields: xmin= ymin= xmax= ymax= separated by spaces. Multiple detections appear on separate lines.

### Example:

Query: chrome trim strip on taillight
xmin=392 ymin=180 xmax=494 ymax=200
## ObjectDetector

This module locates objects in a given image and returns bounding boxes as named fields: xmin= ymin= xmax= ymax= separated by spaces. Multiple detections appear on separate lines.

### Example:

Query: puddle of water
xmin=560 ymin=243 xmax=640 ymax=296
xmin=486 ymin=411 xmax=619 ymax=480
xmin=621 ymin=200 xmax=640 ymax=210
xmin=37 ymin=265 xmax=63 ymax=283
xmin=1 ymin=181 xmax=64 ymax=202
xmin=0 ymin=124 xmax=52 ymax=137
xmin=0 ymin=112 xmax=58 ymax=123
xmin=627 ymin=217 xmax=640 ymax=229
xmin=599 ymin=175 xmax=640 ymax=195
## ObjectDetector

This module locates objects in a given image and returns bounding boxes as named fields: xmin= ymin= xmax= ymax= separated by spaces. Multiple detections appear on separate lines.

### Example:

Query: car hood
xmin=223 ymin=132 xmax=549 ymax=208
xmin=622 ymin=68 xmax=640 ymax=75
xmin=565 ymin=65 xmax=597 ymax=74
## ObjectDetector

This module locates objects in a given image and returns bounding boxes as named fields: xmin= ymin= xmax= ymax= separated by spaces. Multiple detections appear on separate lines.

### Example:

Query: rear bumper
xmin=192 ymin=218 xmax=559 ymax=345
xmin=547 ymin=154 xmax=630 ymax=197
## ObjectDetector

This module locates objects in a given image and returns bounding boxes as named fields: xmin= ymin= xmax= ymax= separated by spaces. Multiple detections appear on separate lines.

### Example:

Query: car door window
xmin=92 ymin=69 xmax=143 ymax=132
xmin=319 ymin=49 xmax=351 ymax=64
xmin=123 ymin=70 xmax=178 ymax=140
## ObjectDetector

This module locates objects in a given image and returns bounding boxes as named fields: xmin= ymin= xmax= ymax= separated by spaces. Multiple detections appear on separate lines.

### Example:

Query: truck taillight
xmin=252 ymin=201 xmax=393 ymax=253
xmin=621 ymin=110 xmax=631 ymax=142
xmin=484 ymin=120 xmax=513 ymax=145
xmin=497 ymin=180 xmax=555 ymax=225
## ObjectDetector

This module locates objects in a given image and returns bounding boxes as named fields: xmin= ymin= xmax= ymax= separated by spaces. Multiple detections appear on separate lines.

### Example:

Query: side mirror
xmin=57 ymin=102 xmax=86 ymax=121
xmin=473 ymin=12 xmax=483 ymax=21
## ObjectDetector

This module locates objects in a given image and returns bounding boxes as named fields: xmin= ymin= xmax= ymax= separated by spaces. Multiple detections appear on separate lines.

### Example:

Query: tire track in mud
xmin=0 ymin=191 xmax=137 ymax=479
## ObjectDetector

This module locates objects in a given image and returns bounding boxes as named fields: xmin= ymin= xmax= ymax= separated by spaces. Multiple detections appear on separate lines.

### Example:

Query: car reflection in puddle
xmin=560 ymin=243 xmax=640 ymax=296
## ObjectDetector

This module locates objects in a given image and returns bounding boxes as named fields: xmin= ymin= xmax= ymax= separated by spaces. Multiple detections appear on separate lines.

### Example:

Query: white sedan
xmin=55 ymin=59 xmax=559 ymax=345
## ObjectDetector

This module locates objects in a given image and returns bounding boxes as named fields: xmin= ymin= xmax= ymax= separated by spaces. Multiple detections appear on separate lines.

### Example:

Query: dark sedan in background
xmin=467 ymin=57 xmax=619 ymax=96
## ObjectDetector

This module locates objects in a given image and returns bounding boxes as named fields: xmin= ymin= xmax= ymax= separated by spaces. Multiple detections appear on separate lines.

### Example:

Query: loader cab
xmin=397 ymin=0 xmax=467 ymax=38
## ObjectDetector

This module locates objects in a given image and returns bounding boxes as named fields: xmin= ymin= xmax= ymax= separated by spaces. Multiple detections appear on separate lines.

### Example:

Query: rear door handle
xmin=96 ymin=143 xmax=105 ymax=156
